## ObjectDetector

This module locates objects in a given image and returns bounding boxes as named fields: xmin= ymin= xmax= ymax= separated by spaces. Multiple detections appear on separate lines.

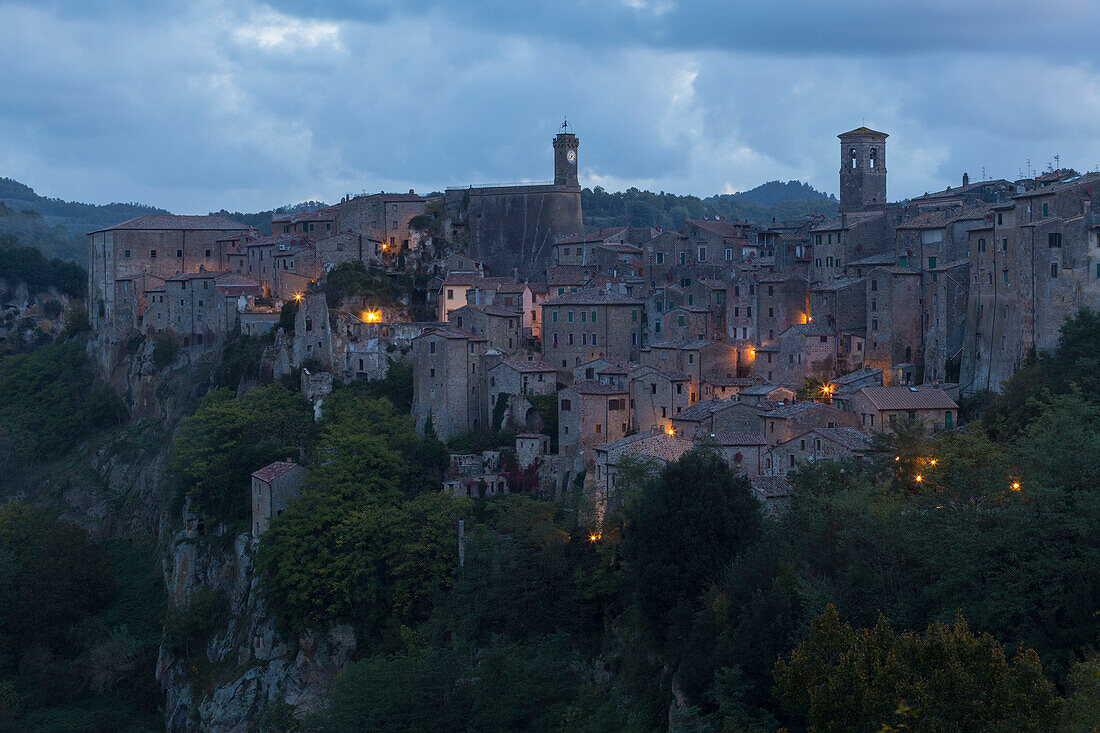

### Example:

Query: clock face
xmin=566 ymin=149 xmax=576 ymax=163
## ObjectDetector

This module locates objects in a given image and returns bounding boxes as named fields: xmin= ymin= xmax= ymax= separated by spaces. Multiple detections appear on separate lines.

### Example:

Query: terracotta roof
xmin=442 ymin=272 xmax=485 ymax=286
xmin=857 ymin=386 xmax=959 ymax=411
xmin=456 ymin=303 xmax=521 ymax=318
xmin=739 ymin=383 xmax=788 ymax=396
xmin=765 ymin=401 xmax=828 ymax=419
xmin=707 ymin=432 xmax=767 ymax=446
xmin=271 ymin=206 xmax=338 ymax=225
xmin=596 ymin=242 xmax=642 ymax=254
xmin=251 ymin=461 xmax=302 ymax=482
xmin=572 ymin=381 xmax=628 ymax=395
xmin=672 ymin=398 xmax=739 ymax=422
xmin=750 ymin=475 xmax=793 ymax=498
xmin=214 ymin=273 xmax=262 ymax=287
xmin=812 ymin=427 xmax=874 ymax=452
xmin=896 ymin=210 xmax=951 ymax=229
xmin=541 ymin=289 xmax=642 ymax=306
xmin=93 ymin=215 xmax=248 ymax=234
xmin=599 ymin=431 xmax=694 ymax=464
xmin=547 ymin=265 xmax=598 ymax=285
xmin=686 ymin=219 xmax=750 ymax=239
xmin=680 ymin=339 xmax=721 ymax=350
xmin=418 ymin=326 xmax=486 ymax=341
xmin=838 ymin=126 xmax=888 ymax=138
xmin=829 ymin=367 xmax=883 ymax=386
xmin=472 ymin=277 xmax=527 ymax=292
xmin=554 ymin=227 xmax=628 ymax=245
xmin=348 ymin=191 xmax=426 ymax=203
xmin=499 ymin=357 xmax=554 ymax=373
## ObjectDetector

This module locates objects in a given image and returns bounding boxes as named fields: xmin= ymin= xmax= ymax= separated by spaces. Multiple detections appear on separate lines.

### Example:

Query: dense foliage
xmin=0 ymin=231 xmax=86 ymax=297
xmin=0 ymin=339 xmax=122 ymax=467
xmin=581 ymin=183 xmax=838 ymax=230
xmin=0 ymin=504 xmax=164 ymax=731
xmin=169 ymin=384 xmax=314 ymax=521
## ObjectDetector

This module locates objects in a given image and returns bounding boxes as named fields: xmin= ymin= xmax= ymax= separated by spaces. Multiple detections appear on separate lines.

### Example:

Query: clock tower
xmin=553 ymin=129 xmax=579 ymax=188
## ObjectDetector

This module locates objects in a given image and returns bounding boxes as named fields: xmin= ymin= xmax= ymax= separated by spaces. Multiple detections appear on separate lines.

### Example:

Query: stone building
xmin=87 ymin=214 xmax=250 ymax=350
xmin=765 ymin=427 xmax=874 ymax=476
xmin=541 ymin=289 xmax=642 ymax=376
xmin=591 ymin=430 xmax=693 ymax=518
xmin=629 ymin=365 xmax=692 ymax=434
xmin=737 ymin=383 xmax=795 ymax=405
xmin=251 ymin=461 xmax=308 ymax=537
xmin=756 ymin=275 xmax=809 ymax=342
xmin=850 ymin=385 xmax=958 ymax=434
xmin=864 ymin=267 xmax=923 ymax=382
xmin=411 ymin=326 xmax=489 ymax=439
xmin=557 ymin=381 xmax=630 ymax=461
xmin=838 ymin=127 xmax=888 ymax=212
xmin=438 ymin=271 xmax=486 ymax=321
xmin=809 ymin=211 xmax=893 ymax=284
xmin=271 ymin=207 xmax=338 ymax=238
xmin=553 ymin=227 xmax=628 ymax=265
xmin=760 ymin=401 xmax=857 ymax=447
xmin=334 ymin=191 xmax=427 ymax=252
xmin=483 ymin=356 xmax=556 ymax=429
xmin=703 ymin=432 xmax=767 ymax=476
xmin=670 ymin=398 xmax=764 ymax=439
xmin=760 ymin=323 xmax=839 ymax=388
xmin=447 ymin=304 xmax=522 ymax=353
xmin=827 ymin=367 xmax=883 ymax=412
xmin=960 ymin=174 xmax=1100 ymax=395
xmin=445 ymin=130 xmax=583 ymax=278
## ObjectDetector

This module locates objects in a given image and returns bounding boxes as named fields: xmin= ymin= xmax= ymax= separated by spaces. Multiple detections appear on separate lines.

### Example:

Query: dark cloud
xmin=0 ymin=0 xmax=1097 ymax=213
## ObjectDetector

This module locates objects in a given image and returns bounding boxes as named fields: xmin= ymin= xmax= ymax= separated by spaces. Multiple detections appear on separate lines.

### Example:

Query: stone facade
xmin=251 ymin=462 xmax=308 ymax=538
xmin=411 ymin=327 xmax=489 ymax=439
xmin=541 ymin=289 xmax=642 ymax=376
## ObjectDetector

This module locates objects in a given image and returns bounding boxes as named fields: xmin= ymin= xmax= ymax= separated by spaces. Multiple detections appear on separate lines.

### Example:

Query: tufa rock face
xmin=160 ymin=529 xmax=357 ymax=732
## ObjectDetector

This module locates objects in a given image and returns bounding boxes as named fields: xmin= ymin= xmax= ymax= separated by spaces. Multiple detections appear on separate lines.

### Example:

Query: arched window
xmin=869 ymin=148 xmax=877 ymax=169
xmin=850 ymin=148 xmax=858 ymax=169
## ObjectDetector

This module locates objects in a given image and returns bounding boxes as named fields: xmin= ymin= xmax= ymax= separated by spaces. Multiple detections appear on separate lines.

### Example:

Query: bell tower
xmin=838 ymin=127 xmax=888 ymax=211
xmin=553 ymin=123 xmax=579 ymax=188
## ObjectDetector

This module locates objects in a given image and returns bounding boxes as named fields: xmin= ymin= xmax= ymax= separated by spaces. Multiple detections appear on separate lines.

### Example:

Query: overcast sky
xmin=2 ymin=0 xmax=1099 ymax=213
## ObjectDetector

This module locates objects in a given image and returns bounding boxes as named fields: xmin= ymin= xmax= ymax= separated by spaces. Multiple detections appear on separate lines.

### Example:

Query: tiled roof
xmin=541 ymin=289 xmax=642 ymax=306
xmin=739 ymin=383 xmax=787 ymax=396
xmin=896 ymin=210 xmax=951 ymax=229
xmin=473 ymin=277 xmax=526 ymax=292
xmin=672 ymin=398 xmax=738 ymax=422
xmin=750 ymin=475 xmax=793 ymax=498
xmin=811 ymin=277 xmax=865 ymax=292
xmin=348 ymin=191 xmax=426 ymax=203
xmin=554 ymin=227 xmax=628 ymax=245
xmin=457 ymin=304 xmax=521 ymax=318
xmin=786 ymin=323 xmax=837 ymax=337
xmin=829 ymin=367 xmax=883 ymax=386
xmin=680 ymin=339 xmax=721 ymax=350
xmin=810 ymin=211 xmax=883 ymax=232
xmin=687 ymin=219 xmax=750 ymax=239
xmin=214 ymin=273 xmax=262 ymax=287
xmin=600 ymin=431 xmax=694 ymax=464
xmin=572 ymin=381 xmax=628 ymax=395
xmin=251 ymin=461 xmax=301 ymax=482
xmin=704 ymin=377 xmax=757 ymax=387
xmin=707 ymin=432 xmax=767 ymax=446
xmin=93 ymin=215 xmax=248 ymax=234
xmin=442 ymin=272 xmax=485 ymax=286
xmin=650 ymin=369 xmax=690 ymax=381
xmin=596 ymin=242 xmax=643 ymax=254
xmin=646 ymin=340 xmax=680 ymax=349
xmin=813 ymin=427 xmax=874 ymax=452
xmin=839 ymin=126 xmax=888 ymax=138
xmin=847 ymin=252 xmax=896 ymax=267
xmin=166 ymin=270 xmax=228 ymax=282
xmin=271 ymin=206 xmax=338 ymax=225
xmin=418 ymin=326 xmax=486 ymax=341
xmin=857 ymin=386 xmax=959 ymax=411
xmin=547 ymin=265 xmax=598 ymax=285
xmin=500 ymin=357 xmax=554 ymax=373
xmin=765 ymin=401 xmax=827 ymax=419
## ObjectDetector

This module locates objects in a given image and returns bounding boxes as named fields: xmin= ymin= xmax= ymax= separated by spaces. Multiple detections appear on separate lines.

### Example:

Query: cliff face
xmin=158 ymin=525 xmax=355 ymax=732
xmin=41 ymin=337 xmax=347 ymax=731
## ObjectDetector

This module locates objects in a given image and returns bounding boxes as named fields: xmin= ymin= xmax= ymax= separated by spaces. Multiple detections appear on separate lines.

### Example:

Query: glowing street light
xmin=362 ymin=310 xmax=380 ymax=322
xmin=1011 ymin=481 xmax=1021 ymax=491
xmin=929 ymin=458 xmax=938 ymax=466
xmin=293 ymin=292 xmax=303 ymax=302
xmin=915 ymin=474 xmax=923 ymax=483
xmin=665 ymin=426 xmax=675 ymax=436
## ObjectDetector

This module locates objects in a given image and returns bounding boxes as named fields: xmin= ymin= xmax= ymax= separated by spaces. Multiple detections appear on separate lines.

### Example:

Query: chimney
xmin=963 ymin=172 xmax=970 ymax=186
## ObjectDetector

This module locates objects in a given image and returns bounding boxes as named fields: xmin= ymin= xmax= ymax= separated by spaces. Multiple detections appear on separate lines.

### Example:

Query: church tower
xmin=838 ymin=127 xmax=888 ymax=211
xmin=553 ymin=129 xmax=580 ymax=188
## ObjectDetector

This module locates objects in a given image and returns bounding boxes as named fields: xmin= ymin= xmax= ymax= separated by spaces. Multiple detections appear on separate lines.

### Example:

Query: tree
xmin=620 ymin=449 xmax=762 ymax=648
xmin=774 ymin=606 xmax=1060 ymax=732
xmin=169 ymin=384 xmax=313 ymax=521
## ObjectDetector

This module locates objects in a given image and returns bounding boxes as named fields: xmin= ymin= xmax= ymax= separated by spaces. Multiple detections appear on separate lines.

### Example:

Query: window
xmin=978 ymin=238 xmax=985 ymax=253
xmin=580 ymin=311 xmax=587 ymax=323
xmin=124 ymin=249 xmax=130 ymax=258
xmin=871 ymin=279 xmax=878 ymax=292
xmin=872 ymin=318 xmax=879 ymax=331
xmin=678 ymin=315 xmax=685 ymax=327
xmin=581 ymin=333 xmax=587 ymax=345
xmin=698 ymin=247 xmax=707 ymax=262
xmin=177 ymin=249 xmax=183 ymax=258
xmin=725 ymin=248 xmax=733 ymax=261
xmin=1002 ymin=238 xmax=1008 ymax=253
xmin=650 ymin=383 xmax=657 ymax=395
xmin=997 ymin=212 xmax=1003 ymax=225
xmin=591 ymin=333 xmax=597 ymax=345
xmin=150 ymin=249 xmax=157 ymax=259
xmin=568 ymin=333 xmax=574 ymax=345
xmin=567 ymin=310 xmax=574 ymax=323
xmin=205 ymin=249 xmax=211 ymax=258
xmin=679 ymin=252 xmax=686 ymax=265
xmin=631 ymin=310 xmax=637 ymax=322
xmin=429 ymin=341 xmax=435 ymax=354
xmin=899 ymin=256 xmax=908 ymax=267
xmin=1003 ymin=269 xmax=1009 ymax=284
xmin=768 ymin=308 xmax=774 ymax=318
xmin=655 ymin=301 xmax=663 ymax=313
xmin=1051 ymin=262 xmax=1058 ymax=278
xmin=928 ymin=256 xmax=937 ymax=269
xmin=1042 ymin=202 xmax=1049 ymax=217
xmin=551 ymin=311 xmax=558 ymax=323
xmin=1048 ymin=232 xmax=1062 ymax=248
xmin=560 ymin=399 xmax=571 ymax=411
xmin=656 ymin=253 xmax=664 ymax=264
xmin=590 ymin=310 xmax=597 ymax=323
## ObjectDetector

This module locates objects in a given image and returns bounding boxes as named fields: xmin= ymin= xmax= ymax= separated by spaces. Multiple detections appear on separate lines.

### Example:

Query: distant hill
xmin=723 ymin=179 xmax=836 ymax=207
xmin=0 ymin=177 xmax=170 ymax=247
xmin=208 ymin=201 xmax=328 ymax=235
xmin=581 ymin=183 xmax=838 ymax=231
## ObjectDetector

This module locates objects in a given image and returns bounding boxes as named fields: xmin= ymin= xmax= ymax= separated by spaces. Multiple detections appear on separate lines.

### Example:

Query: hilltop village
xmin=87 ymin=126 xmax=1100 ymax=524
